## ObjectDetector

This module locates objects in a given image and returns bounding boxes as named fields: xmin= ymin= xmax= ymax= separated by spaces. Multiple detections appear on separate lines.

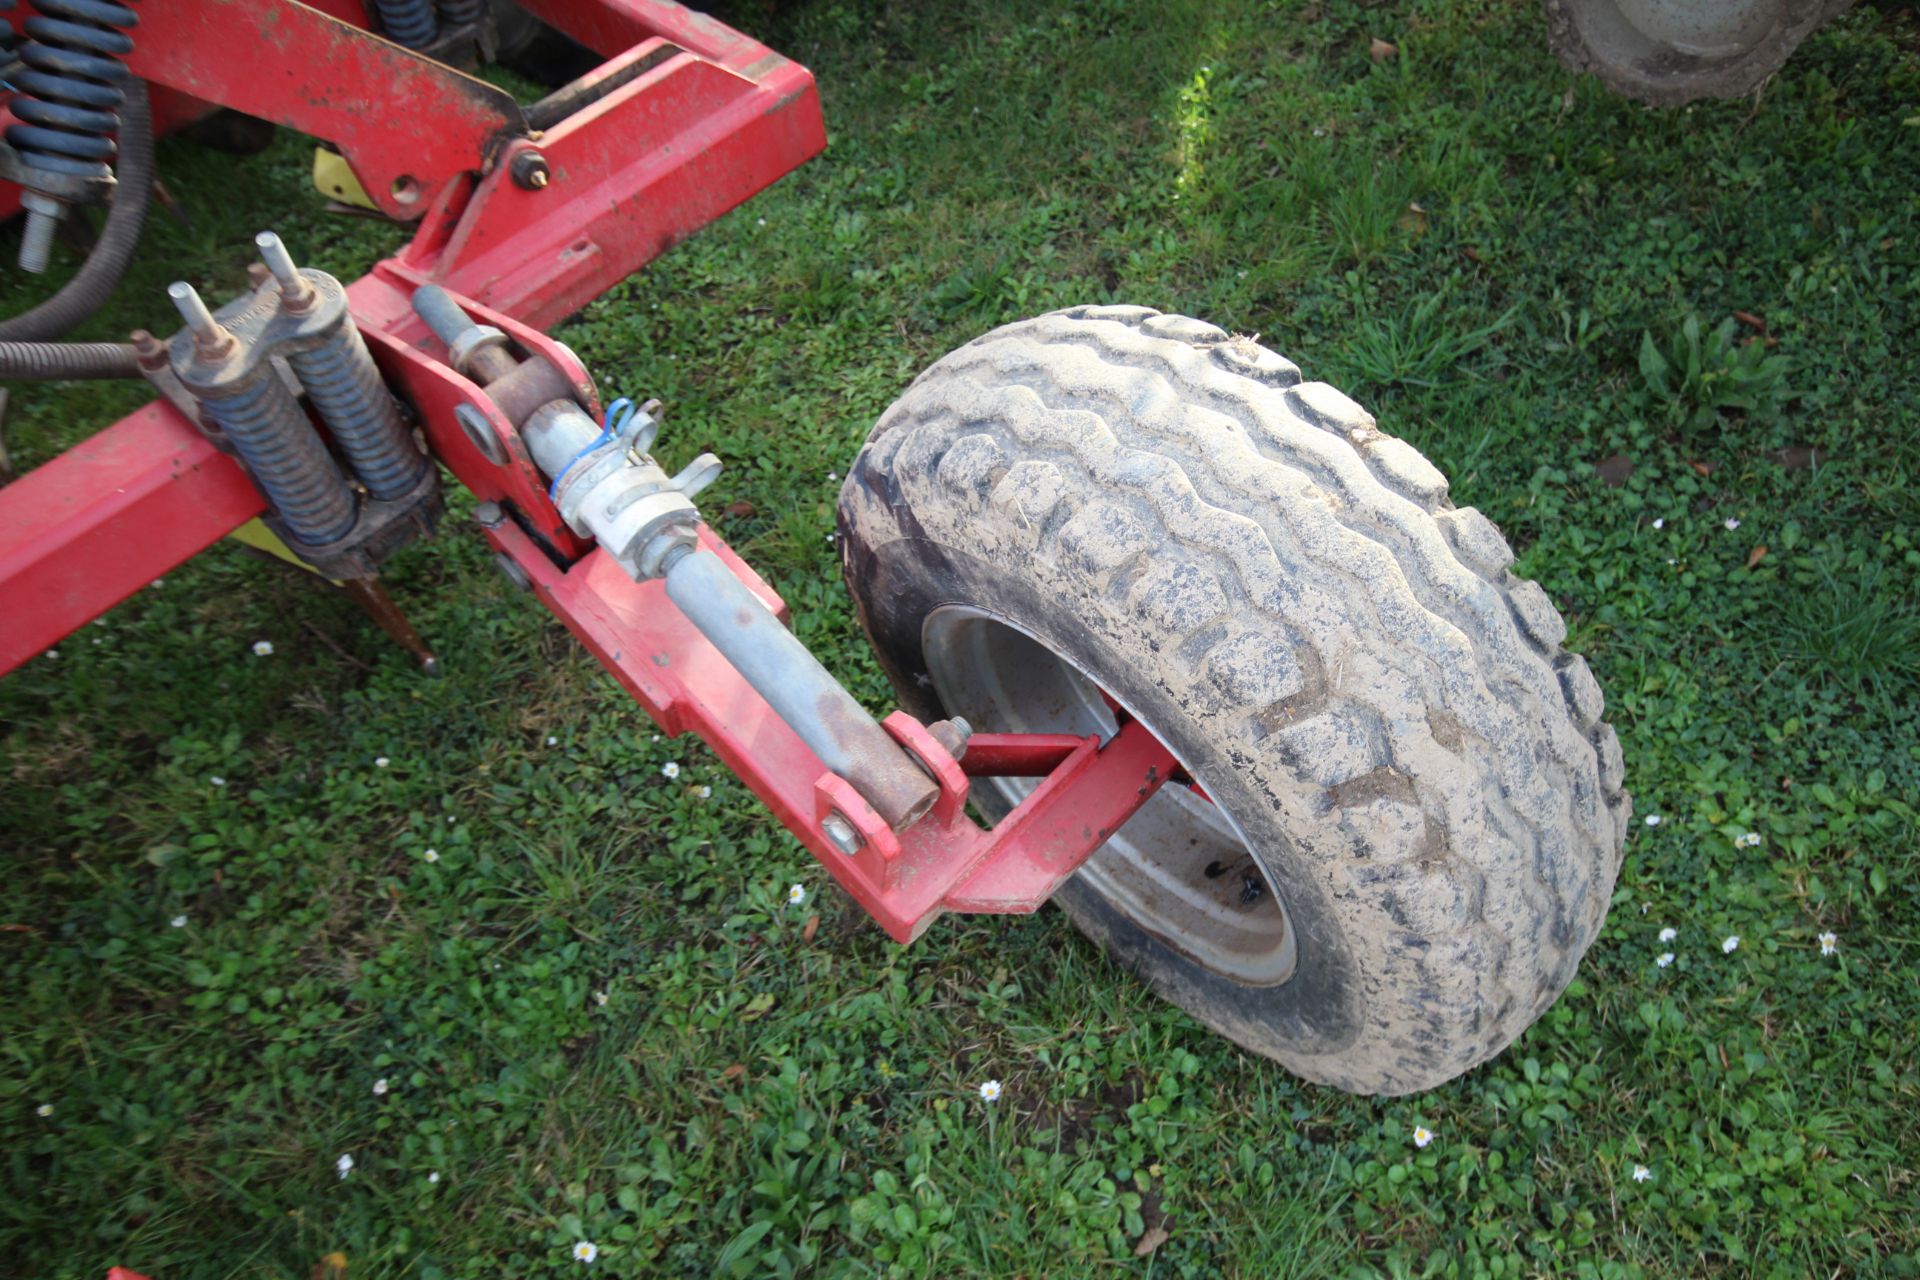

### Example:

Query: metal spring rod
xmin=204 ymin=372 xmax=360 ymax=545
xmin=288 ymin=327 xmax=427 ymax=501
xmin=5 ymin=0 xmax=141 ymax=271
xmin=258 ymin=234 xmax=425 ymax=502
xmin=169 ymin=282 xmax=358 ymax=545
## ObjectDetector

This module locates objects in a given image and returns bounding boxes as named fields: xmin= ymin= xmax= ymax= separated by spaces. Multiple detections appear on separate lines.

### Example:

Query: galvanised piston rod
xmin=659 ymin=544 xmax=939 ymax=832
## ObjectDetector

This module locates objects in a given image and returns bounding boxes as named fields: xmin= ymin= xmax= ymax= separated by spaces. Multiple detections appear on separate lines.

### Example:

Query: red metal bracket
xmin=484 ymin=515 xmax=1176 ymax=941
xmin=0 ymin=0 xmax=1171 ymax=944
xmin=122 ymin=0 xmax=526 ymax=221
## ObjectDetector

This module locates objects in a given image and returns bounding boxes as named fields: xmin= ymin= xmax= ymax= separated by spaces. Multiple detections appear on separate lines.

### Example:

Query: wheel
xmin=836 ymin=307 xmax=1630 ymax=1095
xmin=1542 ymin=0 xmax=1852 ymax=106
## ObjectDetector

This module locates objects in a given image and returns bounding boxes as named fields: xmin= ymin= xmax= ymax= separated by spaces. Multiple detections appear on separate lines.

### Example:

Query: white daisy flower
xmin=372 ymin=1078 xmax=389 ymax=1096
xmin=1412 ymin=1125 xmax=1433 ymax=1149
xmin=1658 ymin=927 xmax=1678 ymax=943
xmin=209 ymin=776 xmax=226 ymax=787
xmin=828 ymin=471 xmax=839 ymax=481
xmin=1632 ymin=1165 xmax=1652 ymax=1183
xmin=661 ymin=762 xmax=680 ymax=780
xmin=1656 ymin=952 xmax=1675 ymax=968
xmin=423 ymin=848 xmax=439 ymax=863
xmin=1818 ymin=932 xmax=1838 ymax=956
xmin=36 ymin=1103 xmax=53 ymax=1117
xmin=697 ymin=785 xmax=712 ymax=798
xmin=978 ymin=1079 xmax=1003 ymax=1102
xmin=336 ymin=1153 xmax=354 ymax=1179
xmin=92 ymin=637 xmax=102 ymax=646
xmin=1651 ymin=518 xmax=1665 ymax=530
xmin=428 ymin=1171 xmax=441 ymax=1184
xmin=1724 ymin=517 xmax=1741 ymax=531
xmin=573 ymin=1242 xmax=598 ymax=1263
xmin=547 ymin=736 xmax=558 ymax=746
xmin=1737 ymin=832 xmax=1762 ymax=848
xmin=1722 ymin=935 xmax=1741 ymax=954
xmin=252 ymin=640 xmax=274 ymax=657
xmin=1644 ymin=814 xmax=1662 ymax=827
xmin=44 ymin=649 xmax=58 ymax=660
xmin=170 ymin=915 xmax=188 ymax=929
xmin=374 ymin=757 xmax=390 ymax=768
xmin=594 ymin=990 xmax=608 ymax=1007
xmin=152 ymin=578 xmax=165 ymax=588
xmin=788 ymin=883 xmax=807 ymax=905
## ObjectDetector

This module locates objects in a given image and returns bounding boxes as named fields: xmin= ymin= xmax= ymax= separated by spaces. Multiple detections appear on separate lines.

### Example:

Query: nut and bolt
xmin=474 ymin=500 xmax=506 ymax=529
xmin=821 ymin=813 xmax=863 ymax=856
xmin=928 ymin=716 xmax=973 ymax=763
xmin=129 ymin=329 xmax=170 ymax=373
xmin=510 ymin=150 xmax=551 ymax=191
xmin=255 ymin=230 xmax=317 ymax=311
xmin=167 ymin=281 xmax=235 ymax=360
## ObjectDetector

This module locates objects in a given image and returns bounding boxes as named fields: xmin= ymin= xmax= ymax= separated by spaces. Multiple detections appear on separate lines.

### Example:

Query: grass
xmin=4 ymin=0 xmax=1919 ymax=1275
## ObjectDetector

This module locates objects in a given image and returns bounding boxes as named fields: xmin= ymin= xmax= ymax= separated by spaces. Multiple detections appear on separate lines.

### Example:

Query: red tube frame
xmin=0 ymin=0 xmax=1177 ymax=941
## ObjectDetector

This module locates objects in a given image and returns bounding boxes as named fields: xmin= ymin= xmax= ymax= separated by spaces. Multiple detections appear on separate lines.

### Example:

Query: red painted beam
xmin=0 ymin=405 xmax=266 ymax=673
xmin=121 ymin=0 xmax=523 ymax=221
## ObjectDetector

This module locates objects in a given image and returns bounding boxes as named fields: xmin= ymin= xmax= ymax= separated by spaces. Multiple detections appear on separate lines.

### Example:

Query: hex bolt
xmin=510 ymin=150 xmax=551 ymax=190
xmin=129 ymin=329 xmax=169 ymax=373
xmin=16 ymin=191 xmax=64 ymax=275
xmin=255 ymin=230 xmax=317 ymax=311
xmin=822 ymin=813 xmax=864 ymax=856
xmin=168 ymin=281 xmax=235 ymax=359
xmin=474 ymin=500 xmax=505 ymax=529
xmin=929 ymin=716 xmax=972 ymax=763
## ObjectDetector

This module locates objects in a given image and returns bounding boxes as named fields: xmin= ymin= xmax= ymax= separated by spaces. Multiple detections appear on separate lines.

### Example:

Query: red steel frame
xmin=0 ymin=0 xmax=1177 ymax=941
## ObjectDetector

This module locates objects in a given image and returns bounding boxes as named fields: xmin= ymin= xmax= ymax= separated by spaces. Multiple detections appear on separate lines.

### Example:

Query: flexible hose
xmin=0 ymin=77 xmax=154 ymax=342
xmin=0 ymin=338 xmax=140 ymax=378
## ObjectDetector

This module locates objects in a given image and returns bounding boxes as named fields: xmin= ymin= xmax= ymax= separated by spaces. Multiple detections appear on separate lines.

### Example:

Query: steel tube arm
xmin=662 ymin=547 xmax=937 ymax=830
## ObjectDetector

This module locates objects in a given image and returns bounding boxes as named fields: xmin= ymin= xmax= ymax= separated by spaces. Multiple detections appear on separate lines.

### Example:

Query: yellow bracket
xmin=313 ymin=148 xmax=378 ymax=211
xmin=229 ymin=517 xmax=343 ymax=585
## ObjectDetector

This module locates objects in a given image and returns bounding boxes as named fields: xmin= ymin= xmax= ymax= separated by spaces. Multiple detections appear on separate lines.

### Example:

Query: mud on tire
xmin=836 ymin=307 xmax=1629 ymax=1095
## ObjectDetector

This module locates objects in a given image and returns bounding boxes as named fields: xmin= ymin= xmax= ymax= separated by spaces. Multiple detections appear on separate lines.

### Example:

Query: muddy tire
xmin=835 ymin=307 xmax=1630 ymax=1095
xmin=1543 ymin=0 xmax=1852 ymax=107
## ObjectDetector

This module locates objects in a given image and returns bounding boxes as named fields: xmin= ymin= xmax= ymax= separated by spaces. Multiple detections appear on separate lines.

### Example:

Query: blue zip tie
xmin=548 ymin=397 xmax=635 ymax=501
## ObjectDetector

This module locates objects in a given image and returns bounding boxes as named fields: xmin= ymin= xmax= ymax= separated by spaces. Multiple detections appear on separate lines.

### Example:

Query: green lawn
xmin=4 ymin=0 xmax=1919 ymax=1275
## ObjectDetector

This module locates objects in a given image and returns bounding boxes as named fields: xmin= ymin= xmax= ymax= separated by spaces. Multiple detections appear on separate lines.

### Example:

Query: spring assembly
xmin=370 ymin=0 xmax=438 ymax=48
xmin=435 ymin=0 xmax=482 ymax=28
xmin=3 ymin=0 xmax=141 ymax=271
xmin=205 ymin=372 xmax=362 ymax=545
xmin=167 ymin=283 xmax=360 ymax=547
xmin=256 ymin=234 xmax=428 ymax=502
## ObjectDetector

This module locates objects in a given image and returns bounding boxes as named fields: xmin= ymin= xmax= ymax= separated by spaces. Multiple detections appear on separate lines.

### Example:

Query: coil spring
xmin=370 ymin=0 xmax=437 ymax=49
xmin=4 ymin=0 xmax=140 ymax=185
xmin=435 ymin=0 xmax=481 ymax=27
xmin=207 ymin=373 xmax=360 ymax=546
xmin=288 ymin=324 xmax=428 ymax=502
